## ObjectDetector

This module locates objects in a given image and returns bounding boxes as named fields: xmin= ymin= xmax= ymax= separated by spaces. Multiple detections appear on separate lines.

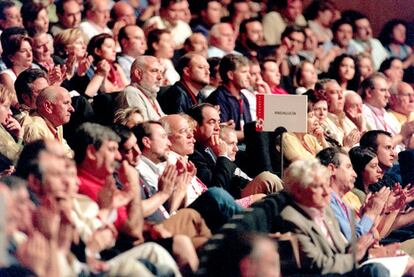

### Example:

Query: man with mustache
xmin=116 ymin=55 xmax=165 ymax=121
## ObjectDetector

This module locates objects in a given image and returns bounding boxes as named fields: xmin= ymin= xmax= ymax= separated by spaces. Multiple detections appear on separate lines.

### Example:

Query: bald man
xmin=388 ymin=82 xmax=414 ymax=128
xmin=344 ymin=90 xmax=367 ymax=132
xmin=116 ymin=55 xmax=165 ymax=120
xmin=23 ymin=86 xmax=74 ymax=156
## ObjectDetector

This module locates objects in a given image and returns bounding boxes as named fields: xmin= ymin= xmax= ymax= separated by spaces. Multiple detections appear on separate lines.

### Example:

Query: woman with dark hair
xmin=294 ymin=60 xmax=318 ymax=94
xmin=379 ymin=57 xmax=404 ymax=86
xmin=146 ymin=29 xmax=179 ymax=85
xmin=84 ymin=33 xmax=128 ymax=97
xmin=328 ymin=54 xmax=360 ymax=91
xmin=379 ymin=19 xmax=414 ymax=69
xmin=304 ymin=0 xmax=337 ymax=43
xmin=21 ymin=1 xmax=49 ymax=34
xmin=0 ymin=35 xmax=33 ymax=95
xmin=349 ymin=146 xmax=383 ymax=192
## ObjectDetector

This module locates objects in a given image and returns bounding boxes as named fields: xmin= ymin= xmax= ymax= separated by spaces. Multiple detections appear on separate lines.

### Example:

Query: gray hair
xmin=73 ymin=122 xmax=120 ymax=164
xmin=283 ymin=159 xmax=330 ymax=195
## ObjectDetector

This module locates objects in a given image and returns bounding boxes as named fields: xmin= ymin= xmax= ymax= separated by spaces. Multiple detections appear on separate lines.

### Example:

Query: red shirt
xmin=270 ymin=85 xmax=289 ymax=95
xmin=77 ymin=168 xmax=127 ymax=230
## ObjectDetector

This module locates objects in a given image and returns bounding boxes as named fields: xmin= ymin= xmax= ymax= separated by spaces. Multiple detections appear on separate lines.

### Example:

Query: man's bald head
xmin=37 ymin=86 xmax=74 ymax=127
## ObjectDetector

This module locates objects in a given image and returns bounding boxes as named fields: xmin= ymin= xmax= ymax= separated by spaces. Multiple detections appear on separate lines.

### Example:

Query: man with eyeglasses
xmin=388 ymin=82 xmax=414 ymax=129
xmin=362 ymin=73 xmax=414 ymax=148
xmin=79 ymin=0 xmax=112 ymax=40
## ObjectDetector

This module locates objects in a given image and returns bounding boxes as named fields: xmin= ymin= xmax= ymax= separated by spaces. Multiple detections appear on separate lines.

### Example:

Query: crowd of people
xmin=1 ymin=0 xmax=414 ymax=276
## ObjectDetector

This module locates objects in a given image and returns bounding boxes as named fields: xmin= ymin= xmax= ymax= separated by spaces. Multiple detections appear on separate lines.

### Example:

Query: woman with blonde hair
xmin=0 ymin=85 xmax=23 ymax=169
xmin=114 ymin=107 xmax=144 ymax=128
xmin=53 ymin=28 xmax=93 ymax=80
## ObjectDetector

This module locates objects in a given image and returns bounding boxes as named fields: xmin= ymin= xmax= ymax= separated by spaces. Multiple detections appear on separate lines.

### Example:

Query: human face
xmin=40 ymin=154 xmax=68 ymax=198
xmin=154 ymin=33 xmax=174 ymax=59
xmin=367 ymin=77 xmax=390 ymax=108
xmin=64 ymin=160 xmax=80 ymax=197
xmin=318 ymin=9 xmax=333 ymax=27
xmin=287 ymin=31 xmax=305 ymax=55
xmin=96 ymin=38 xmax=116 ymax=62
xmin=188 ymin=55 xmax=210 ymax=86
xmin=10 ymin=40 xmax=32 ymax=68
xmin=222 ymin=131 xmax=238 ymax=161
xmin=61 ymin=0 xmax=82 ymax=28
xmin=344 ymin=93 xmax=363 ymax=118
xmin=334 ymin=23 xmax=353 ymax=47
xmin=34 ymin=9 xmax=49 ymax=32
xmin=392 ymin=82 xmax=414 ymax=115
xmin=68 ymin=37 xmax=86 ymax=59
xmin=188 ymin=33 xmax=208 ymax=57
xmin=297 ymin=172 xmax=331 ymax=210
xmin=163 ymin=1 xmax=182 ymax=26
xmin=148 ymin=124 xmax=171 ymax=162
xmin=93 ymin=140 xmax=122 ymax=177
xmin=116 ymin=3 xmax=136 ymax=25
xmin=300 ymin=62 xmax=317 ymax=87
xmin=312 ymin=100 xmax=328 ymax=123
xmin=307 ymin=111 xmax=320 ymax=134
xmin=392 ymin=24 xmax=406 ymax=44
xmin=355 ymin=18 xmax=372 ymax=41
xmin=324 ymin=81 xmax=344 ymax=114
xmin=284 ymin=0 xmax=302 ymax=22
xmin=32 ymin=33 xmax=51 ymax=63
xmin=124 ymin=26 xmax=147 ymax=57
xmin=304 ymin=27 xmax=318 ymax=51
xmin=126 ymin=112 xmax=144 ymax=128
xmin=232 ymin=65 xmax=251 ymax=90
xmin=215 ymin=23 xmax=235 ymax=53
xmin=25 ymin=77 xmax=49 ymax=109
xmin=245 ymin=21 xmax=264 ymax=45
xmin=358 ymin=57 xmax=373 ymax=80
xmin=169 ymin=116 xmax=195 ymax=156
xmin=385 ymin=59 xmax=404 ymax=83
xmin=121 ymin=134 xmax=141 ymax=167
xmin=90 ymin=0 xmax=110 ymax=28
xmin=233 ymin=2 xmax=250 ymax=24
xmin=338 ymin=57 xmax=355 ymax=82
xmin=376 ymin=134 xmax=396 ymax=169
xmin=363 ymin=157 xmax=383 ymax=187
xmin=249 ymin=64 xmax=262 ymax=88
xmin=49 ymin=88 xmax=74 ymax=127
xmin=1 ymin=5 xmax=22 ymax=29
xmin=333 ymin=154 xmax=357 ymax=195
xmin=203 ymin=1 xmax=222 ymax=25
xmin=262 ymin=61 xmax=281 ymax=87
xmin=0 ymin=100 xmax=12 ymax=125
xmin=138 ymin=57 xmax=163 ymax=94
xmin=12 ymin=186 xmax=35 ymax=233
xmin=196 ymin=106 xmax=220 ymax=143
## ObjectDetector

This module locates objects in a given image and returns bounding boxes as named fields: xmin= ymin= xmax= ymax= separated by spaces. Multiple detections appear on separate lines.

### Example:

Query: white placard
xmin=256 ymin=94 xmax=308 ymax=132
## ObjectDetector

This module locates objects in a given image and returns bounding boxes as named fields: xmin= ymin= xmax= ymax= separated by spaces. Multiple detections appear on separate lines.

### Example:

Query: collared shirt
xmin=79 ymin=20 xmax=113 ymax=40
xmin=137 ymin=156 xmax=164 ymax=190
xmin=323 ymin=112 xmax=358 ymax=146
xmin=388 ymin=110 xmax=414 ymax=129
xmin=144 ymin=16 xmax=192 ymax=47
xmin=330 ymin=191 xmax=373 ymax=242
xmin=117 ymin=54 xmax=135 ymax=83
xmin=297 ymin=203 xmax=334 ymax=246
xmin=205 ymin=85 xmax=252 ymax=130
xmin=363 ymin=103 xmax=399 ymax=135
xmin=207 ymin=46 xmax=242 ymax=58
xmin=116 ymin=84 xmax=165 ymax=121
xmin=23 ymin=112 xmax=73 ymax=157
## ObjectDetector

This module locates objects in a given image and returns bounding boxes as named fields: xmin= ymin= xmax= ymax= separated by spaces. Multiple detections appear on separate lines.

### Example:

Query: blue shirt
xmin=330 ymin=191 xmax=373 ymax=241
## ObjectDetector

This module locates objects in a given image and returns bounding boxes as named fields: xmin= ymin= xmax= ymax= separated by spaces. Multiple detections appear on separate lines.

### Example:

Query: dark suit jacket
xmin=157 ymin=81 xmax=204 ymax=114
xmin=189 ymin=143 xmax=248 ymax=198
